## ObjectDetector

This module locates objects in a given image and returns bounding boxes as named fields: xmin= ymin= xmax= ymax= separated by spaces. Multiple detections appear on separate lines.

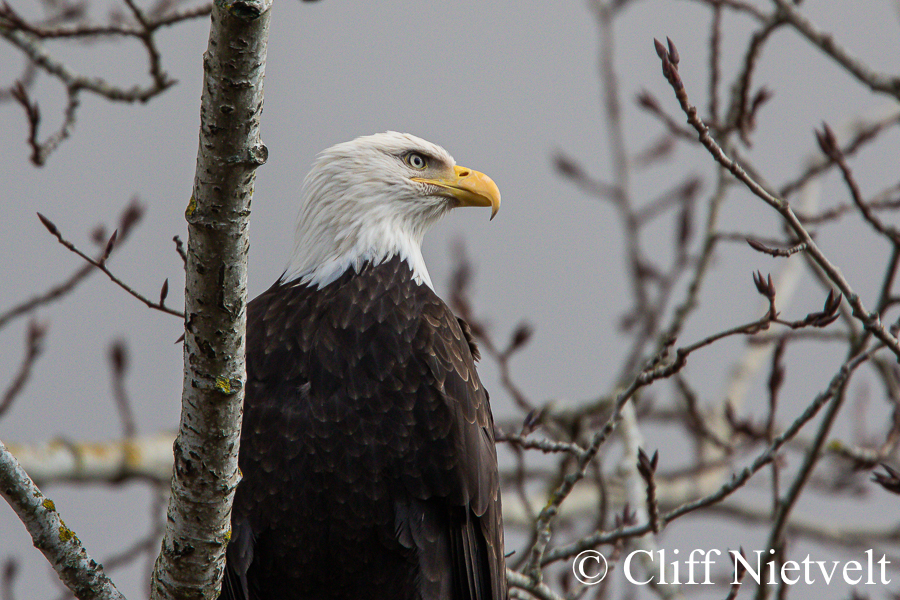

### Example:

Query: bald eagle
xmin=221 ymin=132 xmax=507 ymax=600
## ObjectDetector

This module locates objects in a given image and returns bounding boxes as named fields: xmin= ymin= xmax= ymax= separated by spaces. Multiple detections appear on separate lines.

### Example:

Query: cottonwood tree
xmin=2 ymin=0 xmax=899 ymax=599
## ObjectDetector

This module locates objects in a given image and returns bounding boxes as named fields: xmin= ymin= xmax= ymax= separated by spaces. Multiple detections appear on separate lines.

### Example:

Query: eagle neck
xmin=282 ymin=240 xmax=432 ymax=291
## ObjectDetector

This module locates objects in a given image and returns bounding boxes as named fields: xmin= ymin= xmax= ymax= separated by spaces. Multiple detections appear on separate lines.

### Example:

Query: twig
xmin=675 ymin=374 xmax=732 ymax=450
xmin=872 ymin=464 xmax=900 ymax=495
xmin=507 ymin=569 xmax=566 ymax=600
xmin=0 ymin=2 xmax=211 ymax=38
xmin=0 ymin=1 xmax=210 ymax=161
xmin=522 ymin=310 xmax=790 ymax=576
xmin=0 ymin=199 xmax=146 ymax=329
xmin=0 ymin=320 xmax=47 ymax=419
xmin=172 ymin=235 xmax=187 ymax=266
xmin=1 ymin=25 xmax=176 ymax=101
xmin=746 ymin=238 xmax=808 ymax=258
xmin=654 ymin=37 xmax=900 ymax=359
xmin=724 ymin=15 xmax=782 ymax=143
xmin=448 ymin=244 xmax=535 ymax=412
xmin=637 ymin=448 xmax=661 ymax=534
xmin=636 ymin=89 xmax=697 ymax=140
xmin=541 ymin=344 xmax=875 ymax=565
xmin=36 ymin=212 xmax=183 ymax=318
xmin=757 ymin=319 xmax=880 ymax=600
xmin=780 ymin=111 xmax=900 ymax=199
xmin=553 ymin=152 xmax=619 ymax=202
xmin=685 ymin=0 xmax=767 ymax=21
xmin=796 ymin=194 xmax=900 ymax=226
xmin=109 ymin=339 xmax=137 ymax=439
xmin=725 ymin=548 xmax=747 ymax=600
xmin=9 ymin=81 xmax=79 ymax=166
xmin=815 ymin=123 xmax=900 ymax=243
xmin=706 ymin=0 xmax=722 ymax=128
xmin=632 ymin=132 xmax=675 ymax=169
xmin=497 ymin=430 xmax=585 ymax=456
xmin=634 ymin=176 xmax=702 ymax=225
xmin=1 ymin=558 xmax=17 ymax=600
xmin=769 ymin=0 xmax=900 ymax=99
xmin=709 ymin=501 xmax=900 ymax=551
xmin=0 ymin=61 xmax=37 ymax=102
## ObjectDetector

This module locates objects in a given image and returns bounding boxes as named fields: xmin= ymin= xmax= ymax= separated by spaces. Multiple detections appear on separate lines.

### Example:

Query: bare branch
xmin=654 ymin=37 xmax=900 ymax=359
xmin=816 ymin=123 xmax=900 ymax=243
xmin=0 ymin=0 xmax=210 ymax=161
xmin=746 ymin=237 xmax=808 ymax=258
xmin=0 ymin=440 xmax=126 ymax=599
xmin=37 ymin=212 xmax=183 ymax=318
xmin=0 ymin=200 xmax=146 ymax=329
xmin=4 ymin=433 xmax=173 ymax=485
xmin=770 ymin=0 xmax=900 ymax=99
xmin=108 ymin=339 xmax=137 ymax=439
xmin=540 ymin=344 xmax=875 ymax=565
xmin=0 ymin=320 xmax=47 ymax=419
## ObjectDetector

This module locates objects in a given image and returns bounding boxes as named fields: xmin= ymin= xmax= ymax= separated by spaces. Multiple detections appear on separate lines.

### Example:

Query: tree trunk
xmin=151 ymin=1 xmax=271 ymax=598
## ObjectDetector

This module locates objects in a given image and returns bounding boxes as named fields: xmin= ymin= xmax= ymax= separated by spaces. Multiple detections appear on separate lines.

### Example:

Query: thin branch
xmin=724 ymin=14 xmax=783 ymax=142
xmin=172 ymin=235 xmax=187 ymax=266
xmin=0 ymin=320 xmax=47 ymax=419
xmin=9 ymin=80 xmax=79 ymax=166
xmin=685 ymin=0 xmax=768 ymax=21
xmin=541 ymin=345 xmax=875 ymax=565
xmin=497 ymin=430 xmax=586 ymax=456
xmin=757 ymin=300 xmax=882 ymax=600
xmin=815 ymin=123 xmax=900 ymax=243
xmin=769 ymin=0 xmax=900 ymax=99
xmin=796 ymin=194 xmax=900 ymax=226
xmin=0 ymin=559 xmax=16 ymax=600
xmin=746 ymin=237 xmax=807 ymax=258
xmin=0 ymin=0 xmax=210 ymax=162
xmin=633 ymin=176 xmax=702 ymax=225
xmin=654 ymin=37 xmax=900 ymax=359
xmin=637 ymin=448 xmax=661 ymax=534
xmin=0 ymin=2 xmax=211 ymax=38
xmin=0 ymin=199 xmax=145 ymax=329
xmin=706 ymin=0 xmax=722 ymax=128
xmin=4 ymin=433 xmax=174 ymax=485
xmin=780 ymin=111 xmax=900 ymax=199
xmin=507 ymin=569 xmax=566 ymax=600
xmin=0 ymin=25 xmax=176 ymax=102
xmin=108 ymin=339 xmax=137 ymax=439
xmin=37 ymin=212 xmax=183 ymax=318
xmin=553 ymin=152 xmax=619 ymax=202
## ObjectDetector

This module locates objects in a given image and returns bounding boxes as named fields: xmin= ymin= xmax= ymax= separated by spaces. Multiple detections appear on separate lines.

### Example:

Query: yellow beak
xmin=413 ymin=165 xmax=501 ymax=220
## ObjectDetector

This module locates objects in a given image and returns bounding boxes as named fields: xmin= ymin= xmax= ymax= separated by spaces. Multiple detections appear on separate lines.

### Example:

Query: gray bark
xmin=151 ymin=1 xmax=271 ymax=598
xmin=0 ymin=439 xmax=126 ymax=600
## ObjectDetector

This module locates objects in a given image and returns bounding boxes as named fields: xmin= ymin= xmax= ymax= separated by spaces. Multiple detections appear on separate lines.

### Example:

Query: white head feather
xmin=283 ymin=132 xmax=473 ymax=289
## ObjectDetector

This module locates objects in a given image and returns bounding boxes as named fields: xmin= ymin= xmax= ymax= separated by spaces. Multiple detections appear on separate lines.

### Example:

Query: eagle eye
xmin=404 ymin=152 xmax=428 ymax=171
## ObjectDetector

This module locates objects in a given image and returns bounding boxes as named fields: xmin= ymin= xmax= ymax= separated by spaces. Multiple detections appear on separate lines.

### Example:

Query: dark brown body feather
xmin=220 ymin=256 xmax=506 ymax=600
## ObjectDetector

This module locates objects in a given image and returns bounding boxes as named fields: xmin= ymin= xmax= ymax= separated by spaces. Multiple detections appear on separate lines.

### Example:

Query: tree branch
xmin=0 ymin=440 xmax=125 ymax=600
xmin=654 ymin=37 xmax=900 ymax=359
xmin=4 ymin=433 xmax=174 ymax=486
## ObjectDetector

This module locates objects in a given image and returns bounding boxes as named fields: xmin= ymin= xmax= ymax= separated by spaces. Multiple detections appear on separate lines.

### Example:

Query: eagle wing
xmin=393 ymin=299 xmax=506 ymax=600
xmin=221 ymin=258 xmax=506 ymax=600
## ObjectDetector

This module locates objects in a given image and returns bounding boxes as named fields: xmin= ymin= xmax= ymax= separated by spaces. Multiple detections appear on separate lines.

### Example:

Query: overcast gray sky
xmin=2 ymin=0 xmax=899 ymax=597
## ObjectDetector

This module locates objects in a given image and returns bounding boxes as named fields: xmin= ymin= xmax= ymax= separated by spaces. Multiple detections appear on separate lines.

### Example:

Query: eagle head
xmin=283 ymin=132 xmax=500 ymax=289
